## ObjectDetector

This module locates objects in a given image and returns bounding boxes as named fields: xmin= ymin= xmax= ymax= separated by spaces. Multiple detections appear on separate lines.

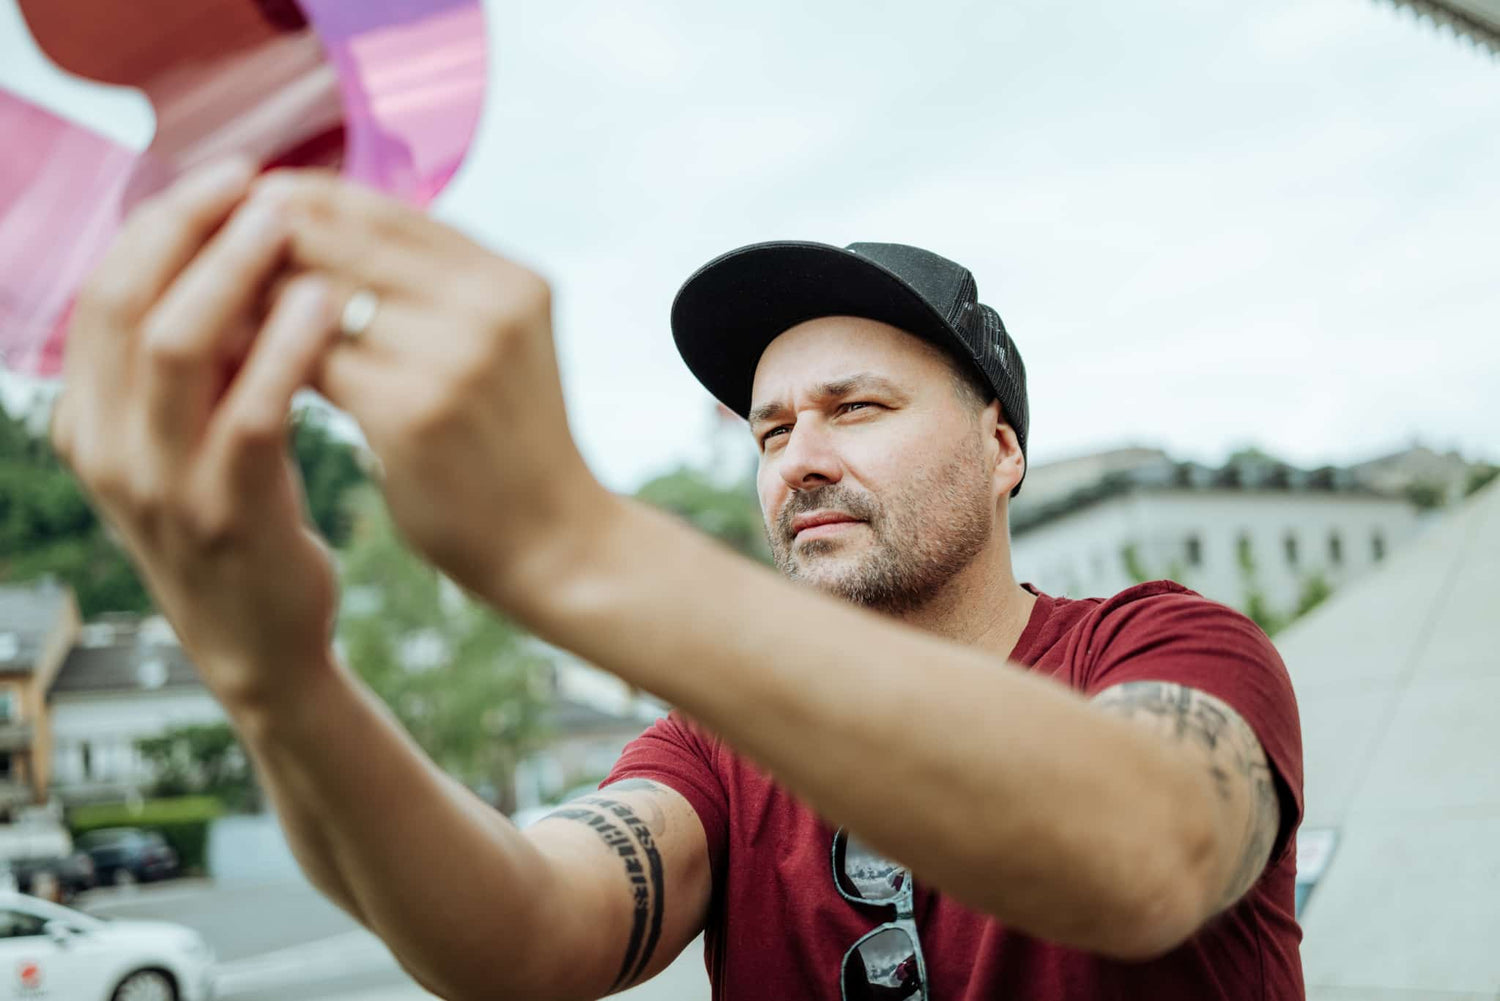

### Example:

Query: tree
xmin=1236 ymin=534 xmax=1286 ymax=637
xmin=135 ymin=723 xmax=260 ymax=812
xmin=0 ymin=400 xmax=152 ymax=616
xmin=337 ymin=489 xmax=551 ymax=813
xmin=291 ymin=407 xmax=367 ymax=548
xmin=1294 ymin=573 xmax=1333 ymax=619
xmin=1404 ymin=480 xmax=1447 ymax=511
xmin=635 ymin=466 xmax=770 ymax=564
xmin=0 ymin=399 xmax=369 ymax=617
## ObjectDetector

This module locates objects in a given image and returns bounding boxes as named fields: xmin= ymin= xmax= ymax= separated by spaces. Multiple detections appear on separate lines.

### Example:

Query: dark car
xmin=75 ymin=828 xmax=180 ymax=886
xmin=7 ymin=850 xmax=95 ymax=903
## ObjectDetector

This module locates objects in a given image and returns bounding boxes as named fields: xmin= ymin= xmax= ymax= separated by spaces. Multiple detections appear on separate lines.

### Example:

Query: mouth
xmin=791 ymin=511 xmax=865 ymax=541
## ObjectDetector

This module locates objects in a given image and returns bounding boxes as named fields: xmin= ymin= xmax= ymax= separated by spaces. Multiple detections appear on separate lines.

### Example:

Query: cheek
xmin=757 ymin=466 xmax=783 ymax=522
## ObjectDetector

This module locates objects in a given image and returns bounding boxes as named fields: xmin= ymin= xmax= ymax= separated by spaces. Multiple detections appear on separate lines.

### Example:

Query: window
xmin=1372 ymin=530 xmax=1386 ymax=562
xmin=1185 ymin=535 xmax=1203 ymax=567
xmin=1328 ymin=532 xmax=1343 ymax=566
xmin=0 ymin=634 xmax=16 ymax=662
xmin=0 ymin=910 xmax=48 ymax=938
xmin=1283 ymin=533 xmax=1299 ymax=568
xmin=0 ymin=691 xmax=14 ymax=724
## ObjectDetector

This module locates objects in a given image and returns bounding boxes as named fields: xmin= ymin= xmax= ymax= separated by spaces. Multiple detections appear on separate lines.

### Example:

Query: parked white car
xmin=0 ymin=891 xmax=214 ymax=1000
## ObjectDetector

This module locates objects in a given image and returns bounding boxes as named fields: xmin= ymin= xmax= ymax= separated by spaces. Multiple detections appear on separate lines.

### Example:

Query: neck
xmin=889 ymin=545 xmax=1037 ymax=661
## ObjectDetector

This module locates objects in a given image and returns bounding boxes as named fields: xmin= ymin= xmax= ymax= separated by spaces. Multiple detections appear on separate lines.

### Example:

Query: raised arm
xmin=48 ymin=162 xmax=710 ymax=1001
xmin=219 ymin=169 xmax=1301 ymax=962
xmin=237 ymin=663 xmax=711 ymax=1001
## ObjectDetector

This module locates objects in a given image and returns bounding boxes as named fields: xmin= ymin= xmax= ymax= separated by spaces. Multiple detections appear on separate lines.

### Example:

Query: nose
xmin=776 ymin=420 xmax=845 ymax=491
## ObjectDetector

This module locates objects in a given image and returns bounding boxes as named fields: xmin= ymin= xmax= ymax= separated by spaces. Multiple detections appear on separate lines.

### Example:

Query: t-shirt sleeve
xmin=1080 ymin=589 xmax=1304 ymax=861
xmin=603 ymin=710 xmax=730 ymax=880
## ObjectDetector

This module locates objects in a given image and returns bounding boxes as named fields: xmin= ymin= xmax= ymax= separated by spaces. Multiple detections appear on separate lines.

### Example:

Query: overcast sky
xmin=3 ymin=0 xmax=1496 ymax=490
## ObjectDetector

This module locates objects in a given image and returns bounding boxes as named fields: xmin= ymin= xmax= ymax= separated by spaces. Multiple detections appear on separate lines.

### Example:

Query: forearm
xmin=221 ymin=655 xmax=568 ymax=997
xmin=508 ymin=499 xmax=1219 ymax=957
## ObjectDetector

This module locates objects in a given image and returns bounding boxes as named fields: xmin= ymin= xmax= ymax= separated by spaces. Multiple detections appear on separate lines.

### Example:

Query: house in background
xmin=47 ymin=615 xmax=224 ymax=806
xmin=1010 ymin=450 xmax=1420 ymax=620
xmin=0 ymin=580 xmax=79 ymax=814
xmin=512 ymin=645 xmax=665 ymax=810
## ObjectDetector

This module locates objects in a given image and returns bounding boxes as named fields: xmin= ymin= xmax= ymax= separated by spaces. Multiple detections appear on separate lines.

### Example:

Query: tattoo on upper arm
xmin=1092 ymin=681 xmax=1281 ymax=909
xmin=546 ymin=788 xmax=669 ymax=991
xmin=595 ymin=779 xmax=669 ymax=836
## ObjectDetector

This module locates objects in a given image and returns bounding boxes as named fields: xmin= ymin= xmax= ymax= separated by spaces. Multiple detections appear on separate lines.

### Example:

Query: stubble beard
xmin=768 ymin=443 xmax=994 ymax=615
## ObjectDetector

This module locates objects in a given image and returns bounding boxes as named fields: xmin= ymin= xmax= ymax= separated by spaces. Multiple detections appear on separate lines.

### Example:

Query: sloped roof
xmin=1387 ymin=0 xmax=1500 ymax=54
xmin=1274 ymin=479 xmax=1500 ymax=994
xmin=49 ymin=642 xmax=204 ymax=696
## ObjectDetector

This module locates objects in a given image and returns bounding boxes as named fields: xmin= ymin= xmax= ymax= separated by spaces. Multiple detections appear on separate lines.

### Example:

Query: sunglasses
xmin=832 ymin=828 xmax=929 ymax=1001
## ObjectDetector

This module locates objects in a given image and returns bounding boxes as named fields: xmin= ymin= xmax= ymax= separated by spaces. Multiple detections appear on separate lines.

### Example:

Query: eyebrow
xmin=747 ymin=373 xmax=908 ymax=428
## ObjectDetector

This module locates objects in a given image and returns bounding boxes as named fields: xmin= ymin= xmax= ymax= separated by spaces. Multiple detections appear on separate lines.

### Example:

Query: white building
xmin=1010 ymin=452 xmax=1420 ymax=621
xmin=47 ymin=617 xmax=225 ymax=804
xmin=512 ymin=644 xmax=665 ymax=810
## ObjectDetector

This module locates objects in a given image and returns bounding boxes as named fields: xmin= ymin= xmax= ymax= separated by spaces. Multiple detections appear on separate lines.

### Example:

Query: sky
xmin=2 ymin=0 xmax=1496 ymax=491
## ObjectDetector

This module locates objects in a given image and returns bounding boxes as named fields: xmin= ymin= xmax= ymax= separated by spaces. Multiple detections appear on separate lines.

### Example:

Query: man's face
xmin=749 ymin=316 xmax=1000 ymax=613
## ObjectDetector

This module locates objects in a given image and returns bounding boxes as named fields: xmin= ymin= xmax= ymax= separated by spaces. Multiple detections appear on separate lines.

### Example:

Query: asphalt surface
xmin=76 ymin=877 xmax=708 ymax=1001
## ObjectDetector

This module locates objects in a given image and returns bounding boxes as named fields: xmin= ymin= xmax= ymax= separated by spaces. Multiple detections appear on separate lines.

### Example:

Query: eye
xmin=759 ymin=425 xmax=791 ymax=446
xmin=839 ymin=401 xmax=878 ymax=415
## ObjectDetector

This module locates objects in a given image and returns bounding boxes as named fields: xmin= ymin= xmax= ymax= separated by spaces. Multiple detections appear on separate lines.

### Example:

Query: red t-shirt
xmin=605 ymin=582 xmax=1305 ymax=1000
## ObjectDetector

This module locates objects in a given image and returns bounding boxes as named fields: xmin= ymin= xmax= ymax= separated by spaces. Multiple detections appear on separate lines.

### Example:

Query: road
xmin=77 ymin=878 xmax=709 ymax=1001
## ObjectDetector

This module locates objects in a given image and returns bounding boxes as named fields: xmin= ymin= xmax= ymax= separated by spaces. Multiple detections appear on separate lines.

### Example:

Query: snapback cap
xmin=671 ymin=240 xmax=1030 ymax=494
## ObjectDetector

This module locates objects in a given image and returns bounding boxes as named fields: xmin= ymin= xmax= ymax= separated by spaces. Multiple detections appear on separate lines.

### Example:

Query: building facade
xmin=0 ymin=580 xmax=80 ymax=813
xmin=47 ymin=616 xmax=225 ymax=805
xmin=1011 ymin=453 xmax=1420 ymax=620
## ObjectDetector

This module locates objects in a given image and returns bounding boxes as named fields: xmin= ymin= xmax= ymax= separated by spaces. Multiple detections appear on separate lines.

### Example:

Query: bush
xmin=67 ymin=797 xmax=224 ymax=875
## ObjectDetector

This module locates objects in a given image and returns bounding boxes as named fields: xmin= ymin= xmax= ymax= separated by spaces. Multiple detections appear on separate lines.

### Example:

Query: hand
xmin=249 ymin=171 xmax=612 ymax=607
xmin=50 ymin=160 xmax=343 ymax=706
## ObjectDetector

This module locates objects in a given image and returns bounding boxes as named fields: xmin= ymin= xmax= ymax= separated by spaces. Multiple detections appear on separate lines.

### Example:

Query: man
xmin=51 ymin=161 xmax=1303 ymax=1001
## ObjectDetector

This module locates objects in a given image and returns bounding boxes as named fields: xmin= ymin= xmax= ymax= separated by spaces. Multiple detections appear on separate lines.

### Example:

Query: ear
xmin=990 ymin=406 xmax=1025 ymax=500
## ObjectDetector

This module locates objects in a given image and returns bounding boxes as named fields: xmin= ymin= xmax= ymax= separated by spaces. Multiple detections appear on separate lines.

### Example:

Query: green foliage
xmin=1466 ymin=464 xmax=1499 ymax=498
xmin=1404 ymin=480 xmax=1447 ymax=510
xmin=635 ymin=467 xmax=770 ymax=564
xmin=0 ymin=398 xmax=367 ymax=617
xmin=0 ymin=401 xmax=151 ymax=616
xmin=1295 ymin=573 xmax=1333 ymax=619
xmin=135 ymin=723 xmax=260 ymax=812
xmin=67 ymin=796 xmax=223 ymax=875
xmin=338 ymin=490 xmax=551 ymax=813
xmin=1119 ymin=543 xmax=1151 ymax=585
xmin=1235 ymin=533 xmax=1286 ymax=637
xmin=291 ymin=408 xmax=367 ymax=547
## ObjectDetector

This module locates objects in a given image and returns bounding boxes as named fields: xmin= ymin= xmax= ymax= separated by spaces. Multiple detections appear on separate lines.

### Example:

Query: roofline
xmin=1383 ymin=0 xmax=1500 ymax=55
xmin=1012 ymin=477 xmax=1409 ymax=537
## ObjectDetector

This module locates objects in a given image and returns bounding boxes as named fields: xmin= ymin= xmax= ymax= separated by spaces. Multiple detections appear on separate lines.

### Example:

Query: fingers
xmin=55 ymin=159 xmax=259 ymax=487
xmin=136 ymin=193 xmax=296 ymax=465
xmin=69 ymin=160 xmax=258 ymax=384
xmin=201 ymin=276 xmax=336 ymax=500
xmin=248 ymin=171 xmax=472 ymax=301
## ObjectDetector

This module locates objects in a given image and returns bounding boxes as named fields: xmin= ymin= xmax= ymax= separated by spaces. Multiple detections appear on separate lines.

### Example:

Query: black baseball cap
xmin=671 ymin=240 xmax=1030 ymax=494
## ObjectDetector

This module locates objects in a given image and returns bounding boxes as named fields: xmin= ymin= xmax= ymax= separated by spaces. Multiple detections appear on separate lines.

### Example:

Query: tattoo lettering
xmin=550 ymin=799 xmax=666 ymax=990
xmin=595 ymin=779 xmax=670 ymax=835
xmin=1093 ymin=681 xmax=1282 ymax=910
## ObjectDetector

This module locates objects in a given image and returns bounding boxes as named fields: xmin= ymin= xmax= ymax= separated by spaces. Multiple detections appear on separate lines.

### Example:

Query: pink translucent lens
xmin=0 ymin=0 xmax=487 ymax=375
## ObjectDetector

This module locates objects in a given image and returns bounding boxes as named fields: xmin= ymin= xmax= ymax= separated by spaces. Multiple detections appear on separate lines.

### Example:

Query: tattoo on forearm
xmin=1092 ymin=681 xmax=1282 ymax=909
xmin=550 ymin=798 xmax=666 ymax=990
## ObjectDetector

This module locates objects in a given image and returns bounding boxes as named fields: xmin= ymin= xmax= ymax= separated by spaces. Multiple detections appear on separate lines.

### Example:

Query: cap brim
xmin=671 ymin=241 xmax=968 ymax=418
